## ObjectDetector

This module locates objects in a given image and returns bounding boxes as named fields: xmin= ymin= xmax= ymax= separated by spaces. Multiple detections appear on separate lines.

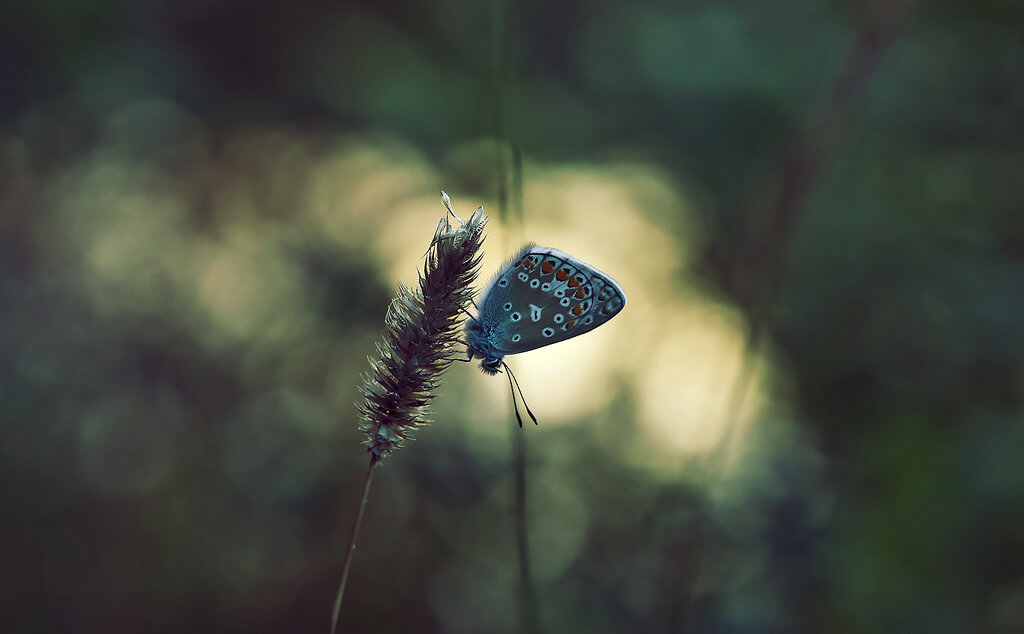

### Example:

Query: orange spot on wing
xmin=556 ymin=269 xmax=569 ymax=281
xmin=568 ymin=277 xmax=581 ymax=288
xmin=599 ymin=293 xmax=608 ymax=301
xmin=524 ymin=259 xmax=536 ymax=269
xmin=575 ymin=288 xmax=586 ymax=299
xmin=571 ymin=304 xmax=584 ymax=316
xmin=515 ymin=259 xmax=524 ymax=267
xmin=566 ymin=320 xmax=576 ymax=329
xmin=541 ymin=261 xmax=554 ymax=273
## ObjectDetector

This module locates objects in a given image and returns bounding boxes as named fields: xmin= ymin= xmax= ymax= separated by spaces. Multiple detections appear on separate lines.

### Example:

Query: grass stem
xmin=330 ymin=453 xmax=379 ymax=634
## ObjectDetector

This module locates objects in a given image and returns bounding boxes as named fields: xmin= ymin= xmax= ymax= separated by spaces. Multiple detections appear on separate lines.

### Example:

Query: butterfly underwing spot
xmin=520 ymin=254 xmax=541 ymax=270
xmin=530 ymin=304 xmax=543 ymax=321
xmin=553 ymin=314 xmax=565 ymax=324
xmin=542 ymin=327 xmax=554 ymax=337
xmin=512 ymin=334 xmax=522 ymax=342
xmin=597 ymin=297 xmax=620 ymax=315
xmin=600 ymin=295 xmax=623 ymax=315
xmin=498 ymin=277 xmax=510 ymax=287
xmin=503 ymin=302 xmax=513 ymax=311
xmin=517 ymin=271 xmax=529 ymax=282
xmin=511 ymin=312 xmax=522 ymax=322
xmin=544 ymin=256 xmax=565 ymax=274
xmin=529 ymin=278 xmax=540 ymax=288
xmin=550 ymin=262 xmax=578 ymax=293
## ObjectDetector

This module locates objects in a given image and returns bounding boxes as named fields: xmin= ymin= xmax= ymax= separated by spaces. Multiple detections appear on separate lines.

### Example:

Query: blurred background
xmin=2 ymin=0 xmax=1023 ymax=632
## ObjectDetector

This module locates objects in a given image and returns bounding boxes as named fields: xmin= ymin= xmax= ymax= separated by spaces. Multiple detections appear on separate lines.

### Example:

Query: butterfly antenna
xmin=504 ymin=365 xmax=525 ymax=428
xmin=503 ymin=362 xmax=538 ymax=426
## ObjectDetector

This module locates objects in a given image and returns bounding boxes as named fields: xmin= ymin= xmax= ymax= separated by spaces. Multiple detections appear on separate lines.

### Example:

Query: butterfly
xmin=464 ymin=244 xmax=627 ymax=425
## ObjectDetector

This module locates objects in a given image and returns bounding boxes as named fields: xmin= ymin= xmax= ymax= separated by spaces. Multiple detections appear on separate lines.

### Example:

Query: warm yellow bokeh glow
xmin=443 ymin=160 xmax=773 ymax=472
xmin=41 ymin=111 xmax=781 ymax=479
xmin=635 ymin=306 xmax=765 ymax=457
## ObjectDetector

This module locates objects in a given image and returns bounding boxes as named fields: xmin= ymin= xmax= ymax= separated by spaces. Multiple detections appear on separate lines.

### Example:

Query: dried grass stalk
xmin=332 ymin=194 xmax=486 ymax=634
xmin=358 ymin=192 xmax=486 ymax=458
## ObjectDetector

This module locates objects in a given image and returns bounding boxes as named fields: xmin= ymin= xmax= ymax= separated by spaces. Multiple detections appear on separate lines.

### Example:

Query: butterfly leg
xmin=456 ymin=305 xmax=478 ymax=322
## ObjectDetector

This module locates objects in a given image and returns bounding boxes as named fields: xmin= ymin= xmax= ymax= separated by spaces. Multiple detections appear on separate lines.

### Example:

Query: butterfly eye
xmin=503 ymin=302 xmax=513 ymax=311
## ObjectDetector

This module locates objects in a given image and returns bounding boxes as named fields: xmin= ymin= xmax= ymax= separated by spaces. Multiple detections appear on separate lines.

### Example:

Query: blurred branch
xmin=713 ymin=0 xmax=928 ymax=467
xmin=732 ymin=0 xmax=927 ymax=317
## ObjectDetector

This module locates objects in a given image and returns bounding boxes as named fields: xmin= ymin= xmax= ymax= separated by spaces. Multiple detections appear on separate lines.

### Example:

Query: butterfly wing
xmin=476 ymin=245 xmax=626 ymax=355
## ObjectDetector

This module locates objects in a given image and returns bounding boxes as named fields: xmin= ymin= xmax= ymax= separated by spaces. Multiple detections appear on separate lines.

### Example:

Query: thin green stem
xmin=330 ymin=453 xmax=379 ymax=634
xmin=490 ymin=0 xmax=537 ymax=630
xmin=513 ymin=427 xmax=541 ymax=634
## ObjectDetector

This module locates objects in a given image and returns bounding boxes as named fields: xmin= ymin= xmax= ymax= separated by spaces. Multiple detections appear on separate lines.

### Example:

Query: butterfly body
xmin=466 ymin=244 xmax=626 ymax=374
